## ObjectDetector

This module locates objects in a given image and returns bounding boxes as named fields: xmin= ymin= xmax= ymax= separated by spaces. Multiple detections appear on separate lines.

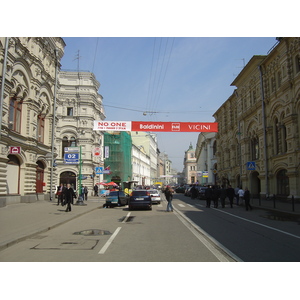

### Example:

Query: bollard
xmin=292 ymin=195 xmax=295 ymax=212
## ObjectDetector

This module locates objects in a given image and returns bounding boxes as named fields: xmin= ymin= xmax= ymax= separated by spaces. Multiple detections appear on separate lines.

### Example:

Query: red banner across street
xmin=131 ymin=121 xmax=218 ymax=132
xmin=93 ymin=121 xmax=218 ymax=132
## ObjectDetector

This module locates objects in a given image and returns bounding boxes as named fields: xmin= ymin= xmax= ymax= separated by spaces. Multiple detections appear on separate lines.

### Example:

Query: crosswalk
xmin=158 ymin=202 xmax=205 ymax=209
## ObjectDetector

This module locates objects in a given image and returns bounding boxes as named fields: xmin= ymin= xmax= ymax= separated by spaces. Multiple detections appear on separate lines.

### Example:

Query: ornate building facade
xmin=56 ymin=71 xmax=105 ymax=194
xmin=0 ymin=37 xmax=65 ymax=206
xmin=213 ymin=37 xmax=300 ymax=199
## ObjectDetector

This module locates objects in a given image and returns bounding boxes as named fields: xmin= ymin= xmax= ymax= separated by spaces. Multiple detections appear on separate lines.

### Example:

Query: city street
xmin=0 ymin=193 xmax=299 ymax=262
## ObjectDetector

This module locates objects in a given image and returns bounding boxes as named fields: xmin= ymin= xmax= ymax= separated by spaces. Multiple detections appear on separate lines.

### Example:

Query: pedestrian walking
xmin=235 ymin=186 xmax=240 ymax=205
xmin=238 ymin=187 xmax=244 ymax=206
xmin=212 ymin=186 xmax=220 ymax=208
xmin=220 ymin=185 xmax=227 ymax=208
xmin=93 ymin=184 xmax=98 ymax=196
xmin=226 ymin=185 xmax=235 ymax=208
xmin=84 ymin=186 xmax=88 ymax=201
xmin=63 ymin=183 xmax=76 ymax=212
xmin=56 ymin=183 xmax=65 ymax=206
xmin=205 ymin=185 xmax=213 ymax=208
xmin=164 ymin=185 xmax=173 ymax=212
xmin=244 ymin=187 xmax=252 ymax=211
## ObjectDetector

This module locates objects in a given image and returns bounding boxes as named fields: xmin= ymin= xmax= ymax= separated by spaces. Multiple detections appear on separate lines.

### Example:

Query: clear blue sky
xmin=60 ymin=37 xmax=277 ymax=171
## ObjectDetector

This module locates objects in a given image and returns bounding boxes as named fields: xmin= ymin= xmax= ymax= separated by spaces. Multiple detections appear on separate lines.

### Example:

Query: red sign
xmin=9 ymin=146 xmax=21 ymax=154
xmin=93 ymin=147 xmax=101 ymax=157
xmin=93 ymin=121 xmax=218 ymax=132
xmin=131 ymin=122 xmax=218 ymax=132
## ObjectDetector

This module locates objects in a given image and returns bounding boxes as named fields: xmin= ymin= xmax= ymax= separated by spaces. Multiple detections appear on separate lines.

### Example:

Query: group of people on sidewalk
xmin=204 ymin=185 xmax=252 ymax=211
xmin=56 ymin=184 xmax=89 ymax=212
xmin=163 ymin=184 xmax=253 ymax=212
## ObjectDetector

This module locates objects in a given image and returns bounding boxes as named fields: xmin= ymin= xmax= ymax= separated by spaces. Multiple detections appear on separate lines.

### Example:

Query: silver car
xmin=148 ymin=189 xmax=161 ymax=204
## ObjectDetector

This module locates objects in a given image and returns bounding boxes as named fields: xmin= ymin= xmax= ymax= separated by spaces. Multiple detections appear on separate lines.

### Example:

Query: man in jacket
xmin=64 ymin=184 xmax=76 ymax=212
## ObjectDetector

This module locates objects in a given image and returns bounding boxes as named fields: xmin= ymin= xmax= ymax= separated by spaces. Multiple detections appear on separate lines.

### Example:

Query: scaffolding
xmin=104 ymin=132 xmax=132 ymax=188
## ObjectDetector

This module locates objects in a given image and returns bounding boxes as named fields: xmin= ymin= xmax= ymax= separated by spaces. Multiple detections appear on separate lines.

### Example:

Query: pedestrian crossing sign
xmin=247 ymin=161 xmax=256 ymax=170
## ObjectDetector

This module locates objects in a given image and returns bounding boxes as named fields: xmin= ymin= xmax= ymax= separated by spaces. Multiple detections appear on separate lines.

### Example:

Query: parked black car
xmin=128 ymin=190 xmax=152 ymax=210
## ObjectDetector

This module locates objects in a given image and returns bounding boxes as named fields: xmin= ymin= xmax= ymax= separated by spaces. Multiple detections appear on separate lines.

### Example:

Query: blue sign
xmin=64 ymin=153 xmax=79 ymax=164
xmin=95 ymin=167 xmax=103 ymax=174
xmin=247 ymin=161 xmax=256 ymax=170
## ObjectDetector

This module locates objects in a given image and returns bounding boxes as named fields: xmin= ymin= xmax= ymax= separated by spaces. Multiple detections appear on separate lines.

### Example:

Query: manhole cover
xmin=73 ymin=229 xmax=111 ymax=236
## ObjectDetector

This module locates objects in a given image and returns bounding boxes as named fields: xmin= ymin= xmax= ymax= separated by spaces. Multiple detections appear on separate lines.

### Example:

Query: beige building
xmin=213 ymin=37 xmax=300 ymax=200
xmin=183 ymin=143 xmax=197 ymax=184
xmin=0 ymin=37 xmax=65 ymax=206
xmin=131 ymin=132 xmax=158 ymax=185
xmin=56 ymin=71 xmax=105 ymax=195
xmin=195 ymin=132 xmax=217 ymax=185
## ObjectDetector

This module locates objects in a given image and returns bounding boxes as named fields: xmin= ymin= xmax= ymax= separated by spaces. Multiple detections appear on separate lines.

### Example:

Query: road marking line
xmin=178 ymin=204 xmax=185 ymax=207
xmin=212 ymin=208 xmax=300 ymax=239
xmin=173 ymin=208 xmax=242 ymax=262
xmin=122 ymin=212 xmax=131 ymax=223
xmin=98 ymin=227 xmax=122 ymax=254
xmin=187 ymin=204 xmax=194 ymax=208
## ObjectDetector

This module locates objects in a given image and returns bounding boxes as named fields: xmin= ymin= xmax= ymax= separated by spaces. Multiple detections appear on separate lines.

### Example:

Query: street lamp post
xmin=50 ymin=49 xmax=58 ymax=201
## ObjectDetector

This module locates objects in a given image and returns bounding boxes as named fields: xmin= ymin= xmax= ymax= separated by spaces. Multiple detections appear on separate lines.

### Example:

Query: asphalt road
xmin=174 ymin=193 xmax=300 ymax=262
xmin=1 ymin=193 xmax=299 ymax=262
xmin=0 ymin=197 xmax=233 ymax=262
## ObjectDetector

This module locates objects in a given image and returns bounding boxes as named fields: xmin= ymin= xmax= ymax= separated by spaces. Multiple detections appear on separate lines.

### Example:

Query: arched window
xmin=281 ymin=124 xmax=287 ymax=153
xmin=9 ymin=96 xmax=22 ymax=133
xmin=251 ymin=136 xmax=259 ymax=160
xmin=61 ymin=136 xmax=77 ymax=157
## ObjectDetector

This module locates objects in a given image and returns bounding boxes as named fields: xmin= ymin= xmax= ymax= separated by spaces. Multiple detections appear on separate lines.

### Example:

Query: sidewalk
xmin=0 ymin=196 xmax=106 ymax=251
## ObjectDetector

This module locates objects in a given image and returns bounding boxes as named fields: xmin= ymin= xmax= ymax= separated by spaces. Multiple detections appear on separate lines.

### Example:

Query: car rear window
xmin=109 ymin=191 xmax=118 ymax=196
xmin=132 ymin=191 xmax=148 ymax=196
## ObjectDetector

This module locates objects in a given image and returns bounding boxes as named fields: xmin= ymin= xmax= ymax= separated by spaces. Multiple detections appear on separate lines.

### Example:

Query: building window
xmin=9 ymin=97 xmax=22 ymax=133
xmin=67 ymin=107 xmax=73 ymax=116
xmin=61 ymin=136 xmax=77 ymax=157
xmin=213 ymin=141 xmax=217 ymax=156
xmin=251 ymin=136 xmax=259 ymax=160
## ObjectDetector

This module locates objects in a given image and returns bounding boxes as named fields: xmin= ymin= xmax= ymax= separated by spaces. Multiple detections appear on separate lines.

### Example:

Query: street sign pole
xmin=75 ymin=145 xmax=85 ymax=205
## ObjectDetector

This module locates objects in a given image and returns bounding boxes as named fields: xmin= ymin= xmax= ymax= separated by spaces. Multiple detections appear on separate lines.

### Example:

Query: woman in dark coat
xmin=63 ymin=183 xmax=76 ymax=212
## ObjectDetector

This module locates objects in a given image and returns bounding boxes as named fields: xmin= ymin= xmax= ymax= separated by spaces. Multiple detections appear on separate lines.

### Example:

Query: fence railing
xmin=250 ymin=194 xmax=300 ymax=214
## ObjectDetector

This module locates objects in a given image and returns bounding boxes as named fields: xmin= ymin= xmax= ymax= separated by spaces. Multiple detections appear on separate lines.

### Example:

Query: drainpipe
xmin=0 ymin=37 xmax=9 ymax=142
xmin=259 ymin=65 xmax=269 ymax=198
xmin=50 ymin=48 xmax=58 ymax=201
xmin=234 ymin=90 xmax=242 ymax=187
